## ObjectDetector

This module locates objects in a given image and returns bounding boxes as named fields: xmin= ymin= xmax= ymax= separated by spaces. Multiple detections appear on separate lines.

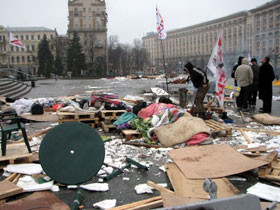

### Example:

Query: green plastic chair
xmin=0 ymin=112 xmax=32 ymax=156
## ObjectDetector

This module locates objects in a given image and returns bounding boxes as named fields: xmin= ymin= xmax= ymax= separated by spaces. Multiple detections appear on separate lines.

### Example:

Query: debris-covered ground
xmin=1 ymin=77 xmax=280 ymax=210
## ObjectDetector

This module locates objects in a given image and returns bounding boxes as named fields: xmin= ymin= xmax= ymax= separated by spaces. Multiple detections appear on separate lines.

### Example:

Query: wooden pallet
xmin=205 ymin=120 xmax=232 ymax=136
xmin=121 ymin=130 xmax=142 ymax=140
xmin=258 ymin=152 xmax=280 ymax=182
xmin=57 ymin=111 xmax=97 ymax=121
xmin=101 ymin=122 xmax=116 ymax=133
xmin=0 ymin=143 xmax=33 ymax=169
xmin=100 ymin=110 xmax=127 ymax=120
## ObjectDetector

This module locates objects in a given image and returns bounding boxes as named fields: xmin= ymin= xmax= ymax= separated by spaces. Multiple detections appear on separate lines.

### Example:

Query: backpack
xmin=31 ymin=103 xmax=44 ymax=115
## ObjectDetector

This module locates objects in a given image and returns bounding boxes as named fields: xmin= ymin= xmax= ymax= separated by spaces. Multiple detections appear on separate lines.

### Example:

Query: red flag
xmin=9 ymin=32 xmax=25 ymax=48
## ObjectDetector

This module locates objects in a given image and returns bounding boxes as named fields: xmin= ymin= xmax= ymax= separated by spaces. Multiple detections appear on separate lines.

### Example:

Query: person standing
xmin=184 ymin=62 xmax=209 ymax=119
xmin=235 ymin=58 xmax=253 ymax=112
xmin=258 ymin=56 xmax=275 ymax=113
xmin=231 ymin=56 xmax=244 ymax=86
xmin=248 ymin=58 xmax=260 ymax=108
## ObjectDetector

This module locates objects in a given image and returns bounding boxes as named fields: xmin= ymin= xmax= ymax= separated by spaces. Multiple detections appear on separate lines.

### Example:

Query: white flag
xmin=156 ymin=6 xmax=167 ymax=40
xmin=9 ymin=32 xmax=25 ymax=48
xmin=207 ymin=31 xmax=226 ymax=106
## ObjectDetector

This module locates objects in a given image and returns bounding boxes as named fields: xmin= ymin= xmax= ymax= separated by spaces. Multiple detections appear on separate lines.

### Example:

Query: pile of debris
xmin=1 ymin=88 xmax=280 ymax=209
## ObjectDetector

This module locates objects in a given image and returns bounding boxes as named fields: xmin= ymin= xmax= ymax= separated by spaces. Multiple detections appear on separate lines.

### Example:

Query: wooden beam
xmin=232 ymin=127 xmax=280 ymax=136
xmin=109 ymin=196 xmax=162 ymax=210
xmin=239 ymin=129 xmax=252 ymax=144
xmin=239 ymin=111 xmax=247 ymax=123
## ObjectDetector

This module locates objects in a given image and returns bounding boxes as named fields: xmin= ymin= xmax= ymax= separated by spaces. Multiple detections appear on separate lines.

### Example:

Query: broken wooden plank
xmin=240 ymin=110 xmax=247 ymax=123
xmin=110 ymin=196 xmax=162 ymax=210
xmin=231 ymin=127 xmax=280 ymax=136
xmin=0 ymin=180 xmax=23 ymax=200
xmin=123 ymin=142 xmax=166 ymax=149
xmin=240 ymin=129 xmax=253 ymax=144
xmin=147 ymin=180 xmax=174 ymax=194
xmin=122 ymin=130 xmax=142 ymax=140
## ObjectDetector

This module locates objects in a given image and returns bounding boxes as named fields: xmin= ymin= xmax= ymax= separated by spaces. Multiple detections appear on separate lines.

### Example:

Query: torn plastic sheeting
xmin=93 ymin=199 xmax=117 ymax=209
xmin=80 ymin=183 xmax=109 ymax=192
xmin=4 ymin=163 xmax=43 ymax=175
xmin=17 ymin=176 xmax=54 ymax=192
xmin=247 ymin=183 xmax=280 ymax=202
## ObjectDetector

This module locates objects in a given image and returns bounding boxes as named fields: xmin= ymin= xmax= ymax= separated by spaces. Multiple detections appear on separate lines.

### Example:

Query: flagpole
xmin=160 ymin=39 xmax=169 ymax=93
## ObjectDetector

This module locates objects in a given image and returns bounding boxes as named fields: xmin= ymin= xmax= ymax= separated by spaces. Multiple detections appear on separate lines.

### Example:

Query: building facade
xmin=68 ymin=0 xmax=107 ymax=76
xmin=0 ymin=26 xmax=57 ymax=74
xmin=143 ymin=0 xmax=280 ymax=78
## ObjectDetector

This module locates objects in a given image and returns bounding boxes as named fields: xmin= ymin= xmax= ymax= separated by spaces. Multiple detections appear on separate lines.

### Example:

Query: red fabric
xmin=138 ymin=103 xmax=175 ymax=119
xmin=52 ymin=104 xmax=63 ymax=110
xmin=91 ymin=96 xmax=121 ymax=106
xmin=186 ymin=133 xmax=208 ymax=146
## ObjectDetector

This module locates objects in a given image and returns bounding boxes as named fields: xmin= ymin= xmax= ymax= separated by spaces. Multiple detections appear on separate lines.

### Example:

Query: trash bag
xmin=31 ymin=103 xmax=44 ymax=115
xmin=133 ymin=102 xmax=147 ymax=115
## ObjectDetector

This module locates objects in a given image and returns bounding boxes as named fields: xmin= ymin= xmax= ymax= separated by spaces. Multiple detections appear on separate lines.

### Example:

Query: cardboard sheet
xmin=20 ymin=112 xmax=58 ymax=122
xmin=0 ymin=191 xmax=70 ymax=210
xmin=168 ymin=144 xmax=267 ymax=179
xmin=165 ymin=163 xmax=239 ymax=199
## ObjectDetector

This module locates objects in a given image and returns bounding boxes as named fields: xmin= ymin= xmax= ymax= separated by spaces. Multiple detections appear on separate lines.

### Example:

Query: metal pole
xmin=160 ymin=39 xmax=169 ymax=93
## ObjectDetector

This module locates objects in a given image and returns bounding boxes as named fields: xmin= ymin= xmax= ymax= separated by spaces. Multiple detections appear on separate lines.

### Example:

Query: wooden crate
xmin=205 ymin=120 xmax=232 ymax=136
xmin=57 ymin=111 xmax=99 ymax=127
xmin=121 ymin=130 xmax=142 ymax=140
xmin=101 ymin=122 xmax=116 ymax=133
xmin=0 ymin=143 xmax=33 ymax=169
xmin=100 ymin=110 xmax=127 ymax=120
xmin=258 ymin=152 xmax=280 ymax=182
xmin=57 ymin=111 xmax=97 ymax=120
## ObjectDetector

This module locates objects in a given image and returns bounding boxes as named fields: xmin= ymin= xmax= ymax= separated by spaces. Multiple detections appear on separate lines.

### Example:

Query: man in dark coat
xmin=184 ymin=62 xmax=209 ymax=119
xmin=248 ymin=58 xmax=260 ymax=107
xmin=258 ymin=56 xmax=275 ymax=113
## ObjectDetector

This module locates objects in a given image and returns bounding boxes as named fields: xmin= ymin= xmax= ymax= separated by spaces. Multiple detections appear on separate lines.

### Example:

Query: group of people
xmin=232 ymin=56 xmax=275 ymax=113
xmin=183 ymin=55 xmax=275 ymax=120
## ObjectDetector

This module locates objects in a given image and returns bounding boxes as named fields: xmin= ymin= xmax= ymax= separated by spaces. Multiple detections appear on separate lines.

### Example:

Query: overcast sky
xmin=0 ymin=0 xmax=271 ymax=44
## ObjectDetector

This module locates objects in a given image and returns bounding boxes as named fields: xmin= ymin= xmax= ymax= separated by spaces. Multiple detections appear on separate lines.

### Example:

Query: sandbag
xmin=252 ymin=114 xmax=280 ymax=125
xmin=154 ymin=114 xmax=210 ymax=147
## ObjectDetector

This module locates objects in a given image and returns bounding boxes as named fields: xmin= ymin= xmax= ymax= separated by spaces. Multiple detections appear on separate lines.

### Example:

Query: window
xmin=0 ymin=36 xmax=2 ymax=40
xmin=11 ymin=46 xmax=14 ymax=52
xmin=11 ymin=56 xmax=14 ymax=63
xmin=32 ymin=45 xmax=35 ymax=51
xmin=74 ymin=8 xmax=79 ymax=16
xmin=31 ymin=35 xmax=34 ymax=40
xmin=22 ymin=56 xmax=25 ymax=63
xmin=83 ymin=8 xmax=86 ymax=12
xmin=26 ymin=45 xmax=30 ymax=51
xmin=21 ymin=35 xmax=24 ymax=40
xmin=26 ymin=35 xmax=29 ymax=40
xmin=16 ymin=56 xmax=20 ymax=63
xmin=27 ymin=56 xmax=31 ymax=63
xmin=38 ymin=34 xmax=41 ymax=40
xmin=21 ymin=47 xmax=24 ymax=52
xmin=16 ymin=47 xmax=19 ymax=52
xmin=50 ymin=34 xmax=53 ymax=39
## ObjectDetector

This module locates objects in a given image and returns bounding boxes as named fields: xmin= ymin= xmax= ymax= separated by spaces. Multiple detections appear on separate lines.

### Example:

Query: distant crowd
xmin=231 ymin=56 xmax=275 ymax=114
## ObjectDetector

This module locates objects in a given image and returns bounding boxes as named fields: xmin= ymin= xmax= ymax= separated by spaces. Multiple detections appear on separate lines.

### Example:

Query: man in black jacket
xmin=231 ymin=56 xmax=244 ymax=86
xmin=258 ymin=56 xmax=275 ymax=113
xmin=184 ymin=62 xmax=209 ymax=119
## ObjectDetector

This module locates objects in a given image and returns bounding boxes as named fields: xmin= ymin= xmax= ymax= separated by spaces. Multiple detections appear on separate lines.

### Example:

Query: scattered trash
xmin=134 ymin=183 xmax=153 ymax=194
xmin=93 ymin=199 xmax=117 ymax=209
xmin=4 ymin=164 xmax=43 ymax=175
xmin=247 ymin=183 xmax=280 ymax=202
xmin=80 ymin=183 xmax=109 ymax=192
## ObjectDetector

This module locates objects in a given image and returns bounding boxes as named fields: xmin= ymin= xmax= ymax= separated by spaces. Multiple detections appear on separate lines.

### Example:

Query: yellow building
xmin=0 ymin=26 xmax=57 ymax=75
xmin=68 ymin=0 xmax=107 ymax=75
xmin=143 ymin=0 xmax=280 ymax=77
